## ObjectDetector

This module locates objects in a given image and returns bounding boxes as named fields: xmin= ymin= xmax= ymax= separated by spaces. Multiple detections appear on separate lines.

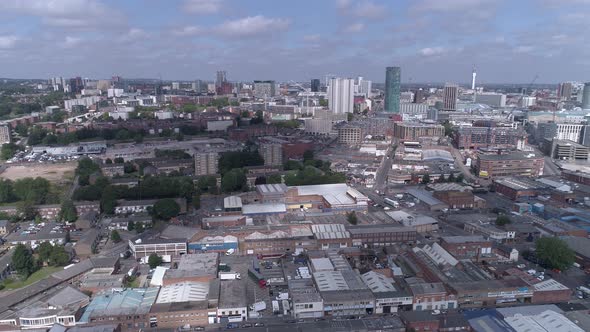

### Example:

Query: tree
xmin=448 ymin=173 xmax=456 ymax=182
xmin=58 ymin=200 xmax=77 ymax=222
xmin=127 ymin=220 xmax=135 ymax=231
xmin=443 ymin=120 xmax=453 ymax=137
xmin=267 ymin=174 xmax=282 ymax=184
xmin=13 ymin=177 xmax=51 ymax=204
xmin=421 ymin=174 xmax=431 ymax=184
xmin=16 ymin=199 xmax=36 ymax=220
xmin=148 ymin=253 xmax=163 ymax=269
xmin=152 ymin=198 xmax=180 ymax=220
xmin=111 ymin=230 xmax=121 ymax=243
xmin=37 ymin=242 xmax=54 ymax=263
xmin=221 ymin=169 xmax=247 ymax=193
xmin=192 ymin=194 xmax=201 ymax=210
xmin=48 ymin=245 xmax=70 ymax=266
xmin=135 ymin=222 xmax=145 ymax=233
xmin=347 ymin=112 xmax=354 ymax=121
xmin=105 ymin=158 xmax=113 ymax=164
xmin=455 ymin=173 xmax=464 ymax=183
xmin=1 ymin=143 xmax=21 ymax=160
xmin=100 ymin=186 xmax=117 ymax=215
xmin=535 ymin=237 xmax=575 ymax=270
xmin=303 ymin=150 xmax=314 ymax=161
xmin=12 ymin=244 xmax=35 ymax=278
xmin=495 ymin=215 xmax=511 ymax=226
xmin=347 ymin=211 xmax=358 ymax=225
xmin=254 ymin=176 xmax=267 ymax=185
xmin=0 ymin=179 xmax=15 ymax=203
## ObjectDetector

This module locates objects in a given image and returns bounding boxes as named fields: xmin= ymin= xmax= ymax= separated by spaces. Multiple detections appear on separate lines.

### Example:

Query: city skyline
xmin=0 ymin=0 xmax=588 ymax=83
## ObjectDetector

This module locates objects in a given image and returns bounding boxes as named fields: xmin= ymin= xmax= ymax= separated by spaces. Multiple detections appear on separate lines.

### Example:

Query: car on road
xmin=254 ymin=323 xmax=265 ymax=327
xmin=226 ymin=323 xmax=239 ymax=329
xmin=241 ymin=323 xmax=252 ymax=328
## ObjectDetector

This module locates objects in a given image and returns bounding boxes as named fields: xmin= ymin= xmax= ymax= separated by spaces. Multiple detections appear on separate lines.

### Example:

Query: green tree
xmin=100 ymin=186 xmax=117 ymax=215
xmin=443 ymin=120 xmax=453 ymax=137
xmin=303 ymin=150 xmax=314 ymax=161
xmin=455 ymin=173 xmax=464 ymax=183
xmin=421 ymin=174 xmax=431 ymax=184
xmin=192 ymin=194 xmax=201 ymax=210
xmin=13 ymin=177 xmax=51 ymax=204
xmin=135 ymin=222 xmax=145 ymax=233
xmin=12 ymin=244 xmax=35 ymax=278
xmin=347 ymin=211 xmax=358 ymax=225
xmin=267 ymin=174 xmax=282 ymax=184
xmin=495 ymin=215 xmax=511 ymax=226
xmin=0 ymin=179 xmax=14 ymax=203
xmin=111 ymin=230 xmax=122 ymax=243
xmin=1 ymin=143 xmax=21 ymax=160
xmin=284 ymin=160 xmax=303 ymax=171
xmin=48 ymin=245 xmax=69 ymax=266
xmin=37 ymin=242 xmax=54 ymax=263
xmin=148 ymin=253 xmax=163 ymax=269
xmin=152 ymin=198 xmax=180 ymax=220
xmin=58 ymin=200 xmax=78 ymax=222
xmin=16 ymin=199 xmax=36 ymax=220
xmin=347 ymin=112 xmax=353 ymax=121
xmin=221 ymin=169 xmax=247 ymax=193
xmin=127 ymin=220 xmax=135 ymax=231
xmin=535 ymin=237 xmax=575 ymax=270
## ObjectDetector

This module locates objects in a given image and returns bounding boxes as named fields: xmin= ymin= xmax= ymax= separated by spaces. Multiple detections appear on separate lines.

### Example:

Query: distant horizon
xmin=0 ymin=1 xmax=588 ymax=83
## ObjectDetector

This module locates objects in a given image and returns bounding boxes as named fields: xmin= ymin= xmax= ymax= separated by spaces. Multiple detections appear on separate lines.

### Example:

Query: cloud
xmin=183 ymin=0 xmax=223 ymax=14
xmin=303 ymin=34 xmax=321 ymax=42
xmin=337 ymin=0 xmax=387 ymax=19
xmin=61 ymin=36 xmax=82 ymax=48
xmin=419 ymin=47 xmax=446 ymax=56
xmin=344 ymin=23 xmax=365 ymax=33
xmin=172 ymin=26 xmax=204 ymax=36
xmin=0 ymin=35 xmax=19 ymax=49
xmin=514 ymin=45 xmax=534 ymax=54
xmin=214 ymin=16 xmax=290 ymax=38
xmin=0 ymin=0 xmax=124 ymax=27
xmin=412 ymin=0 xmax=495 ymax=12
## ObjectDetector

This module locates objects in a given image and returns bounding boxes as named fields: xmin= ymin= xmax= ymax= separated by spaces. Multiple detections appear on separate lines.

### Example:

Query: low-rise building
xmin=476 ymin=152 xmax=544 ymax=178
xmin=79 ymin=288 xmax=159 ymax=332
xmin=289 ymin=279 xmax=324 ymax=319
xmin=410 ymin=282 xmax=457 ymax=311
xmin=493 ymin=177 xmax=546 ymax=200
xmin=74 ymin=228 xmax=100 ymax=258
xmin=361 ymin=271 xmax=413 ymax=314
xmin=348 ymin=225 xmax=417 ymax=247
xmin=439 ymin=236 xmax=493 ymax=261
xmin=5 ymin=222 xmax=67 ymax=247
xmin=464 ymin=221 xmax=515 ymax=241
xmin=128 ymin=238 xmax=187 ymax=261
xmin=217 ymin=280 xmax=247 ymax=323
xmin=311 ymin=224 xmax=351 ymax=249
xmin=448 ymin=278 xmax=533 ymax=308
xmin=386 ymin=211 xmax=439 ymax=233
xmin=163 ymin=253 xmax=219 ymax=285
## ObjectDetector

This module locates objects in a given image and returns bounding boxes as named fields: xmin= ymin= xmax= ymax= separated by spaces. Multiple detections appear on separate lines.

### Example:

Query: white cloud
xmin=0 ymin=35 xmax=19 ymax=49
xmin=419 ymin=47 xmax=445 ymax=56
xmin=183 ymin=0 xmax=223 ymax=14
xmin=345 ymin=23 xmax=365 ymax=33
xmin=215 ymin=16 xmax=290 ymax=37
xmin=0 ymin=0 xmax=124 ymax=27
xmin=514 ymin=45 xmax=534 ymax=54
xmin=172 ymin=26 xmax=204 ymax=36
xmin=337 ymin=0 xmax=387 ymax=19
xmin=413 ymin=0 xmax=495 ymax=12
xmin=303 ymin=34 xmax=321 ymax=42
xmin=61 ymin=36 xmax=82 ymax=48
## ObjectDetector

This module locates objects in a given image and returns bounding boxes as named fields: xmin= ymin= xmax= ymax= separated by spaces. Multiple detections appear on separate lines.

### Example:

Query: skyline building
xmin=443 ymin=83 xmax=459 ymax=111
xmin=582 ymin=82 xmax=590 ymax=110
xmin=384 ymin=67 xmax=401 ymax=113
xmin=216 ymin=71 xmax=227 ymax=88
xmin=253 ymin=80 xmax=276 ymax=99
xmin=327 ymin=77 xmax=354 ymax=114
xmin=311 ymin=79 xmax=320 ymax=92
xmin=558 ymin=82 xmax=573 ymax=100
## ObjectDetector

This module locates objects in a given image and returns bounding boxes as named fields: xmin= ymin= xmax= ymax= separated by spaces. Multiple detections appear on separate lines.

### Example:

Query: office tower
xmin=384 ymin=67 xmax=401 ymax=113
xmin=253 ymin=80 xmax=276 ymax=98
xmin=194 ymin=152 xmax=219 ymax=175
xmin=172 ymin=82 xmax=180 ymax=90
xmin=557 ymin=82 xmax=573 ymax=100
xmin=327 ymin=77 xmax=354 ymax=114
xmin=260 ymin=143 xmax=283 ymax=166
xmin=443 ymin=84 xmax=458 ymax=111
xmin=582 ymin=82 xmax=590 ymax=109
xmin=216 ymin=71 xmax=227 ymax=88
xmin=311 ymin=79 xmax=320 ymax=92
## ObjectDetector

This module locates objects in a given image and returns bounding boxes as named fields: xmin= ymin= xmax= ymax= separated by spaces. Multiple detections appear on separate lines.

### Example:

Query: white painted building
xmin=327 ymin=78 xmax=354 ymax=114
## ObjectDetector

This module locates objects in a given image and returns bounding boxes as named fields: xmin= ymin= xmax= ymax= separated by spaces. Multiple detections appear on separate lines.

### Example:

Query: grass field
xmin=1 ymin=266 xmax=62 ymax=290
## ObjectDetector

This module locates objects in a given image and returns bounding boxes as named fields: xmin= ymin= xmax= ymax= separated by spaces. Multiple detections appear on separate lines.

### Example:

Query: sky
xmin=0 ymin=0 xmax=589 ymax=83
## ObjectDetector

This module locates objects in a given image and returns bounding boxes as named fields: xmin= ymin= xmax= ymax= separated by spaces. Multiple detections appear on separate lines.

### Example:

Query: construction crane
xmin=516 ymin=74 xmax=539 ymax=107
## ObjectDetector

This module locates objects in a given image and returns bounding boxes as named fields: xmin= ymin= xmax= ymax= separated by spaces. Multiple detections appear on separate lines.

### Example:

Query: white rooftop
xmin=311 ymin=224 xmax=350 ymax=239
xmin=311 ymin=258 xmax=334 ymax=272
xmin=504 ymin=310 xmax=583 ymax=332
xmin=224 ymin=196 xmax=243 ymax=209
xmin=149 ymin=266 xmax=169 ymax=287
xmin=156 ymin=281 xmax=210 ymax=303
xmin=295 ymin=183 xmax=368 ymax=207
xmin=313 ymin=270 xmax=349 ymax=291
xmin=242 ymin=203 xmax=286 ymax=214
xmin=361 ymin=271 xmax=397 ymax=293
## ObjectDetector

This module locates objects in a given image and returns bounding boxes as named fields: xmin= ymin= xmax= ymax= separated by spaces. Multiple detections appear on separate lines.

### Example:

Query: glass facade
xmin=384 ymin=67 xmax=401 ymax=113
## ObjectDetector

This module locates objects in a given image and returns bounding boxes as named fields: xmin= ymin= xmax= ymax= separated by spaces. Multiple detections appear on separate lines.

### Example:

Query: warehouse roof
xmin=242 ymin=203 xmax=286 ymax=215
xmin=311 ymin=224 xmax=350 ymax=240
xmin=79 ymin=288 xmax=159 ymax=322
xmin=156 ymin=281 xmax=210 ymax=303
xmin=223 ymin=196 xmax=242 ymax=209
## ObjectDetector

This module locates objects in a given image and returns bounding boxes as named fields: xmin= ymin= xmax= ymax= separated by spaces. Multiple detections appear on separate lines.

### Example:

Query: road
xmin=373 ymin=145 xmax=395 ymax=191
xmin=543 ymin=156 xmax=561 ymax=176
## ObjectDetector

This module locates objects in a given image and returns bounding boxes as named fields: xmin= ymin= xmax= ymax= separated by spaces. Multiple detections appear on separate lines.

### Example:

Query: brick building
xmin=476 ymin=152 xmax=544 ymax=178
xmin=439 ymin=236 xmax=493 ymax=261
xmin=393 ymin=122 xmax=444 ymax=141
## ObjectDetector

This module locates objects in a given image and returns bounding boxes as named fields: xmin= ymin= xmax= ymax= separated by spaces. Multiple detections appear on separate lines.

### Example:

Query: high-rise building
xmin=384 ymin=67 xmax=401 ymax=113
xmin=260 ymin=143 xmax=283 ymax=166
xmin=557 ymin=82 xmax=573 ymax=100
xmin=69 ymin=77 xmax=83 ymax=94
xmin=327 ymin=78 xmax=354 ymax=114
xmin=253 ymin=80 xmax=276 ymax=98
xmin=0 ymin=125 xmax=11 ymax=144
xmin=443 ymin=84 xmax=458 ymax=111
xmin=311 ymin=79 xmax=320 ymax=92
xmin=216 ymin=71 xmax=227 ymax=88
xmin=582 ymin=82 xmax=590 ymax=110
xmin=414 ymin=89 xmax=425 ymax=103
xmin=355 ymin=77 xmax=372 ymax=98
xmin=194 ymin=152 xmax=219 ymax=176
